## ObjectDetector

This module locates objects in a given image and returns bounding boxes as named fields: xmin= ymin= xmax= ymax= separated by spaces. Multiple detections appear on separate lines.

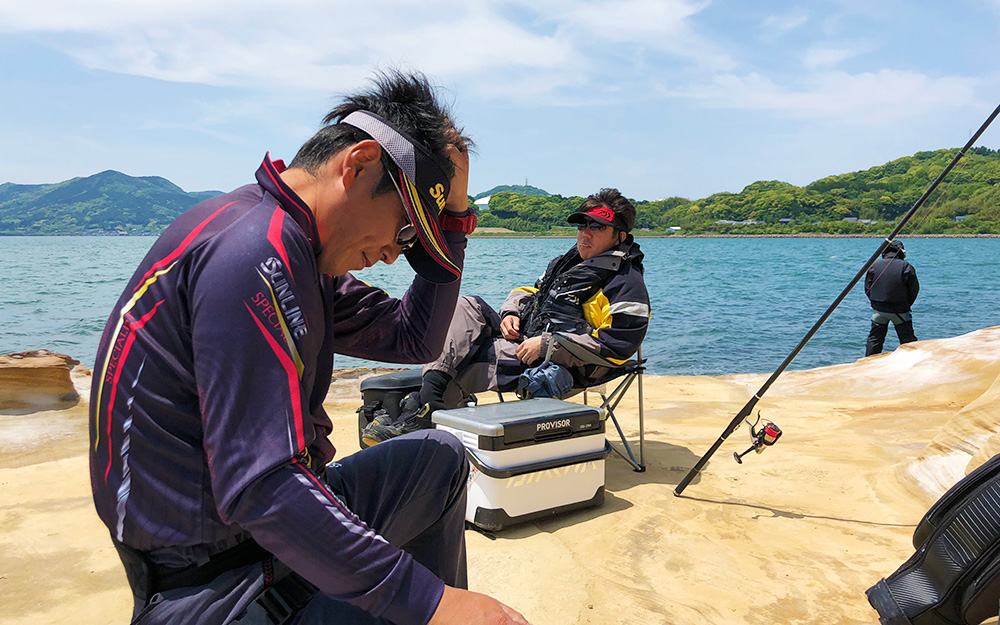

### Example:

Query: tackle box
xmin=432 ymin=398 xmax=611 ymax=531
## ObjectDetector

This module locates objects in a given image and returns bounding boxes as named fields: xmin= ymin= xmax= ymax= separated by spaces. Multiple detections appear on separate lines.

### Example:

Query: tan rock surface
xmin=0 ymin=350 xmax=80 ymax=412
xmin=3 ymin=328 xmax=1000 ymax=625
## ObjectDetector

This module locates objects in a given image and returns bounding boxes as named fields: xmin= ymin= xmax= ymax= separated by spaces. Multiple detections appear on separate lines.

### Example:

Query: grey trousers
xmin=422 ymin=296 xmax=530 ymax=402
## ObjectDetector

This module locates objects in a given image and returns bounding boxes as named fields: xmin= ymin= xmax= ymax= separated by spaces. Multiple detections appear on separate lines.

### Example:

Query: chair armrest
xmin=551 ymin=332 xmax=639 ymax=368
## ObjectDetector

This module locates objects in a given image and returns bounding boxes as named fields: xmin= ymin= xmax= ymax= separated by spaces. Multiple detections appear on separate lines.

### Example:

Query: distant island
xmin=0 ymin=170 xmax=223 ymax=235
xmin=2 ymin=147 xmax=998 ymax=235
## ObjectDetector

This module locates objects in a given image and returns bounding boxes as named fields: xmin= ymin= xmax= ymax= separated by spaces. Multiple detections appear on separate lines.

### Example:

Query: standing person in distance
xmin=864 ymin=239 xmax=919 ymax=356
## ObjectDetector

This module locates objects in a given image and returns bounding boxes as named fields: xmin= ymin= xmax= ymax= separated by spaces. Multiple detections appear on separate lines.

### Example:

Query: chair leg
xmin=637 ymin=366 xmax=644 ymax=471
xmin=601 ymin=372 xmax=645 ymax=472
xmin=607 ymin=409 xmax=644 ymax=471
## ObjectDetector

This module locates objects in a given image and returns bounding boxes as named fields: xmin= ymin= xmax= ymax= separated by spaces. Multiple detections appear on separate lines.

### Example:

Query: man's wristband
xmin=440 ymin=208 xmax=477 ymax=234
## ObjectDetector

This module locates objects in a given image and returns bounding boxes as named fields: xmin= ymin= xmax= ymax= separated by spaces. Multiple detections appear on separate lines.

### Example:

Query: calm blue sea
xmin=1 ymin=236 xmax=998 ymax=376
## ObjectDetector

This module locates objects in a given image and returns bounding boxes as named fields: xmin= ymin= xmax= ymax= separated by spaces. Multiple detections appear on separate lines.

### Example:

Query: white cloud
xmin=565 ymin=0 xmax=700 ymax=41
xmin=664 ymin=69 xmax=982 ymax=123
xmin=0 ymin=0 xmax=262 ymax=32
xmin=760 ymin=10 xmax=809 ymax=35
xmin=0 ymin=0 xmax=725 ymax=101
xmin=561 ymin=0 xmax=735 ymax=71
xmin=0 ymin=0 xmax=989 ymax=123
xmin=801 ymin=43 xmax=868 ymax=70
xmin=1 ymin=1 xmax=573 ymax=95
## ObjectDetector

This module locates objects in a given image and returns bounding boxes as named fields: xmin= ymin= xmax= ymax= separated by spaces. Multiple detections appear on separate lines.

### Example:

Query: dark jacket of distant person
xmin=864 ymin=244 xmax=919 ymax=313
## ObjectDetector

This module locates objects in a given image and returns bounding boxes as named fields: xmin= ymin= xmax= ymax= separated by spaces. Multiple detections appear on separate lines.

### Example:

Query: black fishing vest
xmin=520 ymin=246 xmax=630 ymax=337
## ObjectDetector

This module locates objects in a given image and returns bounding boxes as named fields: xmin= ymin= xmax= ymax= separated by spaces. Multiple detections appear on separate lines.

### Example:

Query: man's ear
xmin=340 ymin=139 xmax=382 ymax=190
xmin=619 ymin=230 xmax=627 ymax=244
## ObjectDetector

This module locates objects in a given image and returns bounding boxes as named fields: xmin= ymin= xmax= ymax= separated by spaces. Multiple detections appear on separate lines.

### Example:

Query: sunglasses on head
xmin=577 ymin=220 xmax=609 ymax=232
xmin=382 ymin=156 xmax=419 ymax=251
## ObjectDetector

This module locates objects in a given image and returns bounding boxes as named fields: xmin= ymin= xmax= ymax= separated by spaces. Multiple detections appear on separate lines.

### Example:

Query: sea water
xmin=1 ymin=236 xmax=998 ymax=376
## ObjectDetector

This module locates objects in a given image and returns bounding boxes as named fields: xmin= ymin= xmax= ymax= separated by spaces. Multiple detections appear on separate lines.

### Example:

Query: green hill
xmin=0 ymin=171 xmax=223 ymax=235
xmin=476 ymin=148 xmax=1000 ymax=235
xmin=474 ymin=184 xmax=549 ymax=201
xmin=4 ymin=147 xmax=999 ymax=235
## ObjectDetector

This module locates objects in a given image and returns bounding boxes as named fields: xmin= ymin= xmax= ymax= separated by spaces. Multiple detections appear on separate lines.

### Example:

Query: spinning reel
xmin=733 ymin=412 xmax=782 ymax=464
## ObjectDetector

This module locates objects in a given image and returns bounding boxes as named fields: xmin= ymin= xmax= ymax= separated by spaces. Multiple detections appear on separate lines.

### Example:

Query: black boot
xmin=866 ymin=321 xmax=889 ymax=356
xmin=361 ymin=392 xmax=434 ymax=446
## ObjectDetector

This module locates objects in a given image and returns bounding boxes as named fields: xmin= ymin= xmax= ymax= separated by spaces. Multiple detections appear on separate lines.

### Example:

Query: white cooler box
xmin=432 ymin=398 xmax=611 ymax=531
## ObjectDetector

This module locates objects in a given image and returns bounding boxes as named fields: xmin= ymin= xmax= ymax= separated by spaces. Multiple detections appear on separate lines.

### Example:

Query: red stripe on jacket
xmin=133 ymin=202 xmax=235 ymax=294
xmin=261 ymin=160 xmax=314 ymax=235
xmin=245 ymin=302 xmax=306 ymax=452
xmin=104 ymin=301 xmax=165 ymax=481
xmin=267 ymin=207 xmax=293 ymax=278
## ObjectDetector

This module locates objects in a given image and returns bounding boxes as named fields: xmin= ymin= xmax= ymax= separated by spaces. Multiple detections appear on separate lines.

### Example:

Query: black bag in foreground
xmin=867 ymin=453 xmax=1000 ymax=625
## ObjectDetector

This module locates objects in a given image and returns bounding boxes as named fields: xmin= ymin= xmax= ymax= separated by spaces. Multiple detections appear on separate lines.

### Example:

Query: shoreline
xmin=468 ymin=232 xmax=1000 ymax=239
xmin=3 ymin=232 xmax=999 ymax=239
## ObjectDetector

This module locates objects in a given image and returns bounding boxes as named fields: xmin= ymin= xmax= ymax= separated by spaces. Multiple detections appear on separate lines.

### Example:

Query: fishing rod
xmin=673 ymin=101 xmax=1000 ymax=497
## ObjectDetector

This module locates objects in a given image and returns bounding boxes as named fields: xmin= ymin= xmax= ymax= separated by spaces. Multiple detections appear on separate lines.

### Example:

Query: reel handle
xmin=732 ymin=419 xmax=781 ymax=464
xmin=733 ymin=442 xmax=761 ymax=464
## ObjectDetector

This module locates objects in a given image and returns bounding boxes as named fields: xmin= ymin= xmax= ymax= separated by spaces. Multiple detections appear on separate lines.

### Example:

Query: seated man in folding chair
xmin=363 ymin=187 xmax=650 ymax=445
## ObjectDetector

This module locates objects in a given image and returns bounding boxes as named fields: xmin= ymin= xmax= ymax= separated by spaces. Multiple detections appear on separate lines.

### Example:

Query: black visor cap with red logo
xmin=567 ymin=205 xmax=629 ymax=232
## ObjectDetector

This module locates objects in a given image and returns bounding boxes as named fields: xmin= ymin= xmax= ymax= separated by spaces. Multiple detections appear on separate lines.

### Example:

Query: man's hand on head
xmin=516 ymin=336 xmax=543 ymax=364
xmin=500 ymin=315 xmax=520 ymax=340
xmin=429 ymin=586 xmax=531 ymax=625
xmin=443 ymin=144 xmax=470 ymax=216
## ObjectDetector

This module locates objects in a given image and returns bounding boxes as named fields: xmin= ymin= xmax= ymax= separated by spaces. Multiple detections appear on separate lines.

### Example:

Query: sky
xmin=1 ymin=0 xmax=999 ymax=202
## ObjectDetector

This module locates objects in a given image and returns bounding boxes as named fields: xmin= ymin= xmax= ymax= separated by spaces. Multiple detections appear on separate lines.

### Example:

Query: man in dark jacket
xmin=363 ymin=188 xmax=650 ymax=445
xmin=90 ymin=71 xmax=530 ymax=625
xmin=864 ymin=239 xmax=920 ymax=356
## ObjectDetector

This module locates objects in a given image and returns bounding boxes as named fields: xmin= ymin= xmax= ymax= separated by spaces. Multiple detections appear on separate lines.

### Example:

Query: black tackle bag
xmin=867 ymin=453 xmax=1000 ymax=625
xmin=356 ymin=370 xmax=423 ymax=449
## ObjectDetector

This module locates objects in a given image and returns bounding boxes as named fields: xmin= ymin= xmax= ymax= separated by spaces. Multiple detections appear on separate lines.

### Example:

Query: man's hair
xmin=289 ymin=70 xmax=470 ymax=197
xmin=579 ymin=188 xmax=636 ymax=233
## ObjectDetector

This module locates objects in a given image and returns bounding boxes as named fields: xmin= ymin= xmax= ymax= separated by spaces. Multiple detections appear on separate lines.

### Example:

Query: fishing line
xmin=674 ymin=102 xmax=1000 ymax=497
